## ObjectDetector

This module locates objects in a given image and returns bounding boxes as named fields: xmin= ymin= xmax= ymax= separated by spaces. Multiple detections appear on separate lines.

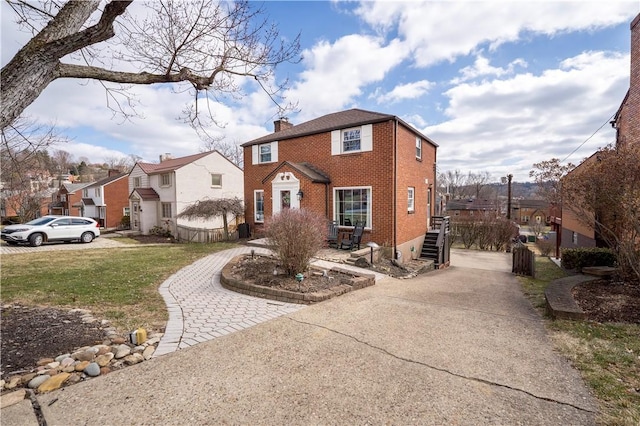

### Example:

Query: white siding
xmin=128 ymin=165 xmax=150 ymax=193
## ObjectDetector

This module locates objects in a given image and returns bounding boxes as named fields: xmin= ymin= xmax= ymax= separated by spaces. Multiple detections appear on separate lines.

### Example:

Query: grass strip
xmin=519 ymin=256 xmax=640 ymax=425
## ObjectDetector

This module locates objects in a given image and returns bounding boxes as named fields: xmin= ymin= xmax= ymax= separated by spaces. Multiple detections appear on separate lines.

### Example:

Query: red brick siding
xmin=104 ymin=177 xmax=130 ymax=228
xmin=628 ymin=14 xmax=640 ymax=146
xmin=244 ymin=119 xmax=437 ymax=251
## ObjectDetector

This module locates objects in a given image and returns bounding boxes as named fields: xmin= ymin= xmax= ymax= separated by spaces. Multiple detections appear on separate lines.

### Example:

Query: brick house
xmin=561 ymin=13 xmax=640 ymax=250
xmin=241 ymin=108 xmax=439 ymax=263
xmin=512 ymin=199 xmax=549 ymax=226
xmin=80 ymin=170 xmax=129 ymax=229
xmin=445 ymin=199 xmax=498 ymax=218
xmin=50 ymin=182 xmax=93 ymax=217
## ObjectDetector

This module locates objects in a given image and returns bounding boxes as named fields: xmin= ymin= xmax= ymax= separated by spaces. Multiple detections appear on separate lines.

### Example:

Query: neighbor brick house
xmin=512 ymin=199 xmax=549 ymax=226
xmin=445 ymin=199 xmax=498 ymax=218
xmin=561 ymin=13 xmax=640 ymax=250
xmin=128 ymin=151 xmax=244 ymax=235
xmin=80 ymin=170 xmax=129 ymax=229
xmin=50 ymin=182 xmax=93 ymax=217
xmin=241 ymin=108 xmax=439 ymax=263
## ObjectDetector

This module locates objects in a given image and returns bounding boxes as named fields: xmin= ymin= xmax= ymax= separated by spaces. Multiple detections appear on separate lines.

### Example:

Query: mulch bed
xmin=572 ymin=279 xmax=640 ymax=324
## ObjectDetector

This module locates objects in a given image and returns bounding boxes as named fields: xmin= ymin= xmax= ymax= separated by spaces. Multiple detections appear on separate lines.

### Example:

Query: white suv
xmin=1 ymin=215 xmax=100 ymax=247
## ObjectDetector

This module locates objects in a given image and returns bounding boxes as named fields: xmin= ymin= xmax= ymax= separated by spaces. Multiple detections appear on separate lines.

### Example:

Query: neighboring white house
xmin=128 ymin=151 xmax=244 ymax=235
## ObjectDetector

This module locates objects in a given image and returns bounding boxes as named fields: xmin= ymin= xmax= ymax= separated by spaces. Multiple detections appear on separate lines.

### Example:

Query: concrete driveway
xmin=3 ymin=249 xmax=596 ymax=425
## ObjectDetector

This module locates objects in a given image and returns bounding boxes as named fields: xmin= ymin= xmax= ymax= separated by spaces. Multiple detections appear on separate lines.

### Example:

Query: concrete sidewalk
xmin=2 ymin=249 xmax=597 ymax=425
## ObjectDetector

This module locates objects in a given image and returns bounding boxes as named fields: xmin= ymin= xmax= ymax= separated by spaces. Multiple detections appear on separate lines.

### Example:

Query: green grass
xmin=519 ymin=256 xmax=640 ymax=425
xmin=1 ymin=242 xmax=236 ymax=332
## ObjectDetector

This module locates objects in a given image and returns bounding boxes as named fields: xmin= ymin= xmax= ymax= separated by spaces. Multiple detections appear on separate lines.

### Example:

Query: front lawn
xmin=1 ymin=241 xmax=236 ymax=332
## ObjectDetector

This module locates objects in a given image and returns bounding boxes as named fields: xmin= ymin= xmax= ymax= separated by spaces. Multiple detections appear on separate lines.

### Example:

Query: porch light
xmin=296 ymin=190 xmax=304 ymax=201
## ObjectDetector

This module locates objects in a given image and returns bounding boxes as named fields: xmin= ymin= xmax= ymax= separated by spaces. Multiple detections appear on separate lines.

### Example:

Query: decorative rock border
xmin=0 ymin=308 xmax=163 ymax=407
xmin=221 ymin=255 xmax=376 ymax=304
xmin=544 ymin=275 xmax=600 ymax=320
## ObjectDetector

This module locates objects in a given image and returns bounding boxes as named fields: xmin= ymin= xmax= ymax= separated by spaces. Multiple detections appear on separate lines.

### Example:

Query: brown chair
xmin=340 ymin=221 xmax=365 ymax=250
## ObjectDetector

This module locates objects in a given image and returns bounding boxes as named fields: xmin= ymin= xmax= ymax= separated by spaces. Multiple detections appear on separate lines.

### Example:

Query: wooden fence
xmin=512 ymin=244 xmax=535 ymax=277
xmin=176 ymin=224 xmax=238 ymax=243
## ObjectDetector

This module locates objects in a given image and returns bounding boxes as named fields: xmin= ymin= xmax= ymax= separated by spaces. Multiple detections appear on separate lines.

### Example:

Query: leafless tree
xmin=51 ymin=149 xmax=75 ymax=176
xmin=103 ymin=154 xmax=140 ymax=173
xmin=1 ymin=0 xmax=301 ymax=130
xmin=199 ymin=137 xmax=243 ymax=169
xmin=1 ymin=117 xmax=67 ymax=221
xmin=438 ymin=169 xmax=466 ymax=199
xmin=465 ymin=171 xmax=492 ymax=199
xmin=529 ymin=158 xmax=575 ymax=206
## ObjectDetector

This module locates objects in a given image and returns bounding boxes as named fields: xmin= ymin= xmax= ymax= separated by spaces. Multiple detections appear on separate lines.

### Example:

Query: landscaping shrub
xmin=119 ymin=215 xmax=131 ymax=230
xmin=536 ymin=239 xmax=554 ymax=257
xmin=561 ymin=247 xmax=617 ymax=270
xmin=149 ymin=225 xmax=173 ymax=238
xmin=265 ymin=208 xmax=326 ymax=276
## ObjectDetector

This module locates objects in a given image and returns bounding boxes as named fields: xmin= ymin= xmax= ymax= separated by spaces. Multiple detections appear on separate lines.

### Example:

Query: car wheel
xmin=80 ymin=232 xmax=94 ymax=243
xmin=29 ymin=233 xmax=44 ymax=247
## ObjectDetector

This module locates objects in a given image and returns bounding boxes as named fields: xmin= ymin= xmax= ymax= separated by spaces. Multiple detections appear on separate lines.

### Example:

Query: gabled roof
xmin=261 ymin=161 xmax=331 ymax=184
xmin=137 ymin=152 xmax=213 ymax=175
xmin=241 ymin=108 xmax=438 ymax=147
xmin=130 ymin=188 xmax=160 ymax=200
xmin=84 ymin=172 xmax=127 ymax=189
xmin=61 ymin=182 xmax=92 ymax=193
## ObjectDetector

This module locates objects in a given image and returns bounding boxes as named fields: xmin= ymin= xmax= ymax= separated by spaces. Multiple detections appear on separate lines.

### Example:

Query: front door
xmin=131 ymin=201 xmax=140 ymax=231
xmin=272 ymin=172 xmax=300 ymax=215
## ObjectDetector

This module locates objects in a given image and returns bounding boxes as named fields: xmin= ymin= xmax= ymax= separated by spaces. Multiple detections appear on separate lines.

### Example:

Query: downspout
xmin=325 ymin=182 xmax=330 ymax=218
xmin=393 ymin=118 xmax=398 ymax=258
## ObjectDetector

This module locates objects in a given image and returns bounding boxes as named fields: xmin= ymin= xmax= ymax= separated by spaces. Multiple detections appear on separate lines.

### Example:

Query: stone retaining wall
xmin=221 ymin=255 xmax=375 ymax=304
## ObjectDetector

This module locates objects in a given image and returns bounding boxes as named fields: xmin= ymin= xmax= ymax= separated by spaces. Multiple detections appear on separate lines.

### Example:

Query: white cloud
xmin=285 ymin=34 xmax=408 ymax=120
xmin=451 ymin=54 xmax=527 ymax=84
xmin=354 ymin=1 xmax=637 ymax=67
xmin=424 ymin=51 xmax=629 ymax=181
xmin=373 ymin=80 xmax=434 ymax=104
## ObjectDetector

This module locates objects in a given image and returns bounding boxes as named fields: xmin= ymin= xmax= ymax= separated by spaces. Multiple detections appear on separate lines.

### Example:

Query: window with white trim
xmin=83 ymin=189 xmax=88 ymax=197
xmin=123 ymin=207 xmax=130 ymax=216
xmin=61 ymin=194 xmax=67 ymax=202
xmin=211 ymin=173 xmax=222 ymax=187
xmin=94 ymin=187 xmax=101 ymax=197
xmin=259 ymin=144 xmax=272 ymax=163
xmin=334 ymin=187 xmax=370 ymax=227
xmin=133 ymin=177 xmax=141 ymax=188
xmin=254 ymin=190 xmax=264 ymax=222
xmin=342 ymin=128 xmax=361 ymax=152
xmin=572 ymin=232 xmax=578 ymax=245
xmin=161 ymin=203 xmax=172 ymax=218
xmin=408 ymin=187 xmax=415 ymax=212
xmin=416 ymin=137 xmax=422 ymax=159
xmin=161 ymin=173 xmax=171 ymax=186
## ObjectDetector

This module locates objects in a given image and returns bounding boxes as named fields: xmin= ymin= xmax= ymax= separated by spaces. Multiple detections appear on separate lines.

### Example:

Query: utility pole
xmin=506 ymin=174 xmax=513 ymax=220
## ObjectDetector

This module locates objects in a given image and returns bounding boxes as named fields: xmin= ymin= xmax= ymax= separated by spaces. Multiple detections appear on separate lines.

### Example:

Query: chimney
xmin=159 ymin=153 xmax=173 ymax=162
xmin=274 ymin=118 xmax=293 ymax=133
xmin=108 ymin=169 xmax=120 ymax=177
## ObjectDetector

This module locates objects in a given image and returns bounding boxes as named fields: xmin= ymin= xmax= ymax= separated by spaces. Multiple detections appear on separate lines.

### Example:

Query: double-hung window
xmin=334 ymin=187 xmax=371 ymax=227
xmin=408 ymin=187 xmax=415 ymax=212
xmin=161 ymin=173 xmax=171 ymax=187
xmin=416 ymin=137 xmax=422 ymax=159
xmin=254 ymin=190 xmax=264 ymax=222
xmin=161 ymin=203 xmax=172 ymax=218
xmin=133 ymin=177 xmax=141 ymax=188
xmin=260 ymin=144 xmax=271 ymax=163
xmin=342 ymin=128 xmax=361 ymax=152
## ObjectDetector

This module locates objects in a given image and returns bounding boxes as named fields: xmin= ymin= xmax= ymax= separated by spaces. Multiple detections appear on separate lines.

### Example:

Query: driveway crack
xmin=288 ymin=318 xmax=596 ymax=414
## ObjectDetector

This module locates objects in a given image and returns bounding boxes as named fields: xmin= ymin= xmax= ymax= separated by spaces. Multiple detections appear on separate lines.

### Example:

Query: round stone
xmin=27 ymin=375 xmax=49 ymax=389
xmin=84 ymin=362 xmax=100 ymax=377
xmin=115 ymin=345 xmax=131 ymax=359
xmin=55 ymin=354 xmax=71 ymax=363
xmin=96 ymin=353 xmax=114 ymax=367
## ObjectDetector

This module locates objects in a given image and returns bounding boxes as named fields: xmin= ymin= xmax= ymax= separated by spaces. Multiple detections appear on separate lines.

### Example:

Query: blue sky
xmin=2 ymin=1 xmax=638 ymax=182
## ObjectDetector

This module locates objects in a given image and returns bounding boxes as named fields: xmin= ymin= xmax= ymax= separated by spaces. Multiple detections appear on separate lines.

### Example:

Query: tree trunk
xmin=1 ymin=1 xmax=130 ymax=129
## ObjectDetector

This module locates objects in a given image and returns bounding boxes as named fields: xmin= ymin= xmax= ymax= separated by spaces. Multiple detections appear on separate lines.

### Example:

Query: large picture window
xmin=334 ymin=187 xmax=371 ymax=227
xmin=342 ymin=128 xmax=361 ymax=152
xmin=254 ymin=190 xmax=264 ymax=222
